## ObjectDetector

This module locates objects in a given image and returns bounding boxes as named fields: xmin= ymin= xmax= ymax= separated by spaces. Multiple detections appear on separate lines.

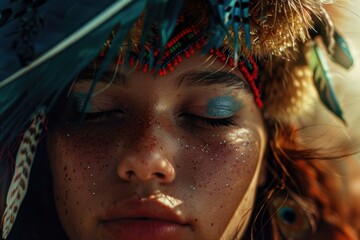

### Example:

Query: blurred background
xmin=301 ymin=0 xmax=360 ymax=230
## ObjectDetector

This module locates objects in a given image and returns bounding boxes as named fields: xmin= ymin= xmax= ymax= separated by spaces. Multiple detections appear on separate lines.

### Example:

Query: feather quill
xmin=1 ymin=107 xmax=46 ymax=239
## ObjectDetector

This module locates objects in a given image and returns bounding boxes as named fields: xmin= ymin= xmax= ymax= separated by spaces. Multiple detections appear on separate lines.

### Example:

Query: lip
xmin=100 ymin=197 xmax=191 ymax=240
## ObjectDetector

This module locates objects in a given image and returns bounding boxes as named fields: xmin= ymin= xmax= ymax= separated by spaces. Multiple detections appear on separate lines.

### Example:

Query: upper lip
xmin=101 ymin=196 xmax=189 ymax=226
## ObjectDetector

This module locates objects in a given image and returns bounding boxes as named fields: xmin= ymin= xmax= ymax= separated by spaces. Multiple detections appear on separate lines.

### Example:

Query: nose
xmin=117 ymin=132 xmax=175 ymax=184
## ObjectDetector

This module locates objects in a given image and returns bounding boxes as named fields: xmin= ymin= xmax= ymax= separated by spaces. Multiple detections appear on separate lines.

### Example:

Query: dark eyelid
xmin=176 ymin=70 xmax=251 ymax=92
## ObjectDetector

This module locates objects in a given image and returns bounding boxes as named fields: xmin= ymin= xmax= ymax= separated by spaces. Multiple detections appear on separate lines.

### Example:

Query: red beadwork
xmin=107 ymin=24 xmax=262 ymax=108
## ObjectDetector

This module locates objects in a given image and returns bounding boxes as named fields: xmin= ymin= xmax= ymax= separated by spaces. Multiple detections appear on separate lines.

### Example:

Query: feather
xmin=205 ymin=0 xmax=250 ymax=63
xmin=0 ymin=0 xmax=147 ymax=147
xmin=310 ymin=9 xmax=353 ymax=69
xmin=203 ymin=0 xmax=230 ymax=54
xmin=240 ymin=0 xmax=250 ymax=48
xmin=137 ymin=0 xmax=184 ymax=70
xmin=1 ymin=107 xmax=46 ymax=240
xmin=331 ymin=31 xmax=353 ymax=69
xmin=307 ymin=43 xmax=346 ymax=123
xmin=269 ymin=192 xmax=318 ymax=239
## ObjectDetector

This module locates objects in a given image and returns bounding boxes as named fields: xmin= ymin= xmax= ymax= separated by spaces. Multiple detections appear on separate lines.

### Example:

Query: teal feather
xmin=241 ymin=0 xmax=251 ymax=48
xmin=307 ymin=43 xmax=346 ymax=123
xmin=80 ymin=23 xmax=130 ymax=117
xmin=138 ymin=0 xmax=184 ymax=70
xmin=0 ymin=0 xmax=147 ymax=146
xmin=203 ymin=0 xmax=228 ymax=53
xmin=205 ymin=0 xmax=251 ymax=62
xmin=0 ymin=0 xmax=258 ymax=148
xmin=331 ymin=32 xmax=353 ymax=69
xmin=310 ymin=12 xmax=353 ymax=69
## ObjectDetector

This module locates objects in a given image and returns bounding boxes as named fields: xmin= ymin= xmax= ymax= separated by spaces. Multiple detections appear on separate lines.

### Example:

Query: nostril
xmin=126 ymin=170 xmax=135 ymax=179
xmin=153 ymin=172 xmax=165 ymax=179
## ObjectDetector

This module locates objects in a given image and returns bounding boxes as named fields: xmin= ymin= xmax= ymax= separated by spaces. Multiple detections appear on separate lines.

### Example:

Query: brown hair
xmin=246 ymin=122 xmax=358 ymax=239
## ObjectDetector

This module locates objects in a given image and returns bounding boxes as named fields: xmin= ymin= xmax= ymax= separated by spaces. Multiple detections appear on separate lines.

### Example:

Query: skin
xmin=47 ymin=52 xmax=267 ymax=240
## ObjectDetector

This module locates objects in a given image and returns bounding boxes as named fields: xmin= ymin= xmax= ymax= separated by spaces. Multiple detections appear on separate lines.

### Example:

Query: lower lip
xmin=102 ymin=219 xmax=188 ymax=240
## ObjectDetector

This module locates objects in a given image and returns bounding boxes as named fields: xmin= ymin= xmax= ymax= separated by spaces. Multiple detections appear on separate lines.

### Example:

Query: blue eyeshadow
xmin=206 ymin=96 xmax=243 ymax=117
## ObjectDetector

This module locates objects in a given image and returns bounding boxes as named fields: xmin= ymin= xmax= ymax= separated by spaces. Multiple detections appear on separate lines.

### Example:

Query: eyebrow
xmin=176 ymin=70 xmax=251 ymax=92
xmin=76 ymin=68 xmax=251 ymax=93
xmin=76 ymin=68 xmax=127 ymax=86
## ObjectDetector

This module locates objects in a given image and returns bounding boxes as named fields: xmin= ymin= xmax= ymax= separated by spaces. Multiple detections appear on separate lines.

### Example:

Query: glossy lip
xmin=100 ymin=196 xmax=191 ymax=240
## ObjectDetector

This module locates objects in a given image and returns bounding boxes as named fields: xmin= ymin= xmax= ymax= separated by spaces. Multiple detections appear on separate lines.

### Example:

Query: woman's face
xmin=47 ymin=52 xmax=266 ymax=240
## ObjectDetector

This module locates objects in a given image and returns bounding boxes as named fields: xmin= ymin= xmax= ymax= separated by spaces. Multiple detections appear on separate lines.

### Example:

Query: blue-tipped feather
xmin=310 ymin=12 xmax=353 ymax=69
xmin=307 ymin=43 xmax=346 ymax=123
xmin=331 ymin=32 xmax=353 ymax=69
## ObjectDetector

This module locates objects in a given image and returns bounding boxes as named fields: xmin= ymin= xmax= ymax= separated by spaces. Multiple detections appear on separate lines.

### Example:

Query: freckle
xmin=65 ymin=210 xmax=68 ymax=215
xmin=76 ymin=201 xmax=79 ymax=205
xmin=211 ymin=223 xmax=214 ymax=226
xmin=194 ymin=219 xmax=198 ymax=222
xmin=64 ymin=166 xmax=67 ymax=171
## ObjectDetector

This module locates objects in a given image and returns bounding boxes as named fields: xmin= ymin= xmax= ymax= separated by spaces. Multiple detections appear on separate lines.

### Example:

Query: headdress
xmin=0 ymin=0 xmax=354 ymax=238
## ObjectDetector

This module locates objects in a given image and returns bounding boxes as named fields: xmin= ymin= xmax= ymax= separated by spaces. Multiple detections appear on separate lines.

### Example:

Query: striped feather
xmin=1 ymin=107 xmax=46 ymax=239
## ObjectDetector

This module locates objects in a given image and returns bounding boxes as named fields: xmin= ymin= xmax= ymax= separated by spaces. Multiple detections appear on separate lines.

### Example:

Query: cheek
xmin=177 ymin=128 xmax=259 ymax=193
xmin=47 ymin=124 xmax=122 ymax=232
xmin=174 ymin=127 xmax=261 ymax=230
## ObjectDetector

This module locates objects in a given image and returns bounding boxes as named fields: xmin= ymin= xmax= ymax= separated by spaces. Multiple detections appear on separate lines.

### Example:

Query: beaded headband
xmin=99 ymin=22 xmax=263 ymax=108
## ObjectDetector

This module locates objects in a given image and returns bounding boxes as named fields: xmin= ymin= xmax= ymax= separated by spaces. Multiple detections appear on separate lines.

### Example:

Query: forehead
xmin=75 ymin=52 xmax=252 ymax=93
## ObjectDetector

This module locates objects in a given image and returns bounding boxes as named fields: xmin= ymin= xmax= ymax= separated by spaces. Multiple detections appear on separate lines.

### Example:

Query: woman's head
xmin=1 ymin=1 xmax=358 ymax=239
xmin=46 ymin=52 xmax=267 ymax=239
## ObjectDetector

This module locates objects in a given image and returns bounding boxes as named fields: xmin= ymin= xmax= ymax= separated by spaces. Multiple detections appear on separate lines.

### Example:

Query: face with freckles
xmin=47 ymin=52 xmax=267 ymax=240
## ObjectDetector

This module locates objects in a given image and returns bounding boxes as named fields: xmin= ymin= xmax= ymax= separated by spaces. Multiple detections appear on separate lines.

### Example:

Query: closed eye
xmin=69 ymin=109 xmax=125 ymax=123
xmin=180 ymin=113 xmax=236 ymax=129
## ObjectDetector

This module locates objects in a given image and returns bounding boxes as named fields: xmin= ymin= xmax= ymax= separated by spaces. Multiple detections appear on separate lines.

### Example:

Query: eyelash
xmin=180 ymin=113 xmax=236 ymax=128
